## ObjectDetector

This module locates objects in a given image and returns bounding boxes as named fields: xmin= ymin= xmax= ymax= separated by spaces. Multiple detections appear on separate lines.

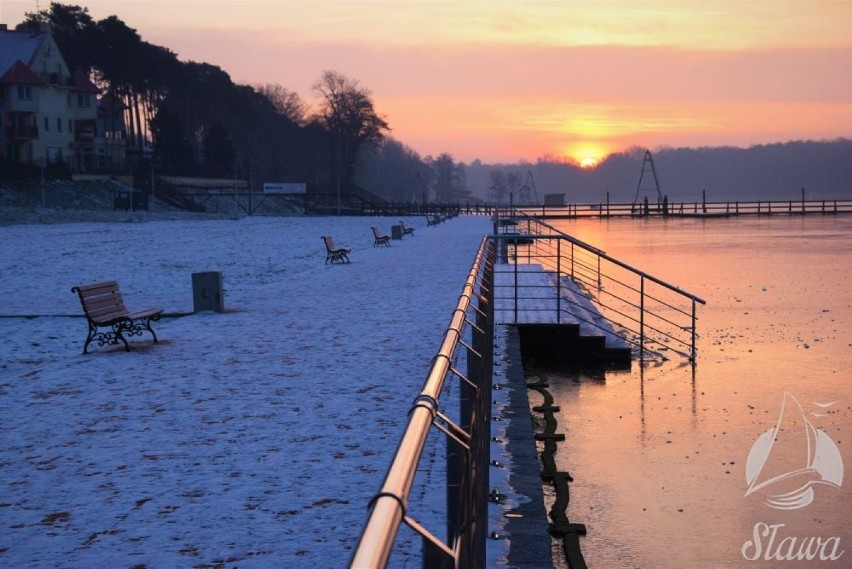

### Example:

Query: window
xmin=17 ymin=86 xmax=32 ymax=100
xmin=57 ymin=118 xmax=62 ymax=132
xmin=77 ymin=94 xmax=91 ymax=108
xmin=69 ymin=119 xmax=73 ymax=133
xmin=44 ymin=116 xmax=49 ymax=132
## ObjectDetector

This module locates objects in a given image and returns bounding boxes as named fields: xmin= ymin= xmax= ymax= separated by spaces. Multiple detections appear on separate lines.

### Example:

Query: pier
xmin=513 ymin=198 xmax=852 ymax=219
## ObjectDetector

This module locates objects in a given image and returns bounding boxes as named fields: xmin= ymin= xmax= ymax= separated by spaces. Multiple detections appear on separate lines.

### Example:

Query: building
xmin=0 ymin=23 xmax=123 ymax=172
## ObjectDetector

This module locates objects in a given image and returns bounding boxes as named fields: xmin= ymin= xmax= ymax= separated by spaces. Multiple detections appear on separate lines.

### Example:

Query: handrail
xmin=494 ymin=210 xmax=705 ymax=360
xmin=512 ymin=212 xmax=706 ymax=306
xmin=350 ymin=237 xmax=494 ymax=568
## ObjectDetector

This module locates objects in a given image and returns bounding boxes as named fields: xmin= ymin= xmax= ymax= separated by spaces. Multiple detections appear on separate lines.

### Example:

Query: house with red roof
xmin=0 ymin=23 xmax=123 ymax=172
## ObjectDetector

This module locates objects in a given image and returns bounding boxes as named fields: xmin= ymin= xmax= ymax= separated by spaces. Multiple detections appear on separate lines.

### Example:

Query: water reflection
xmin=538 ymin=216 xmax=852 ymax=568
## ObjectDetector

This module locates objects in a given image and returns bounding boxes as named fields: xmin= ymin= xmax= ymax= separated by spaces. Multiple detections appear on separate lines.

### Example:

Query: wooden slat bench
xmin=399 ymin=220 xmax=415 ymax=236
xmin=71 ymin=281 xmax=164 ymax=354
xmin=371 ymin=226 xmax=391 ymax=247
xmin=322 ymin=235 xmax=351 ymax=264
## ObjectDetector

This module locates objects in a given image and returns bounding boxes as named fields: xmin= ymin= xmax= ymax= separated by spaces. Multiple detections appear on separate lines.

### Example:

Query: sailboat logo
xmin=745 ymin=392 xmax=844 ymax=510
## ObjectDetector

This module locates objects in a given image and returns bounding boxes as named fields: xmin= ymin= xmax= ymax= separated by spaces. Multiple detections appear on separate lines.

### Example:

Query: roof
xmin=0 ymin=59 xmax=43 ymax=86
xmin=0 ymin=29 xmax=44 ymax=78
xmin=73 ymin=69 xmax=100 ymax=94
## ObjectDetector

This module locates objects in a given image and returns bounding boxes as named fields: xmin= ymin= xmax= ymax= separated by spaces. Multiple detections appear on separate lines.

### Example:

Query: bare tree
xmin=256 ymin=84 xmax=307 ymax=125
xmin=312 ymin=70 xmax=389 ymax=194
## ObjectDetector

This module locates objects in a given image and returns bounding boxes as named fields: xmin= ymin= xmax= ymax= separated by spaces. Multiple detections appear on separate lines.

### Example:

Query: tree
xmin=312 ymin=70 xmax=389 ymax=194
xmin=430 ymin=153 xmax=468 ymax=202
xmin=356 ymin=137 xmax=428 ymax=202
xmin=20 ymin=3 xmax=98 ymax=73
xmin=201 ymin=123 xmax=235 ymax=178
xmin=150 ymin=106 xmax=193 ymax=174
xmin=256 ymin=84 xmax=307 ymax=125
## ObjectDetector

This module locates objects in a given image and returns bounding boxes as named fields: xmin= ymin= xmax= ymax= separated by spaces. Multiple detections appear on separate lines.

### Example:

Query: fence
xmin=351 ymin=213 xmax=706 ymax=567
xmin=350 ymin=236 xmax=494 ymax=568
xmin=495 ymin=211 xmax=706 ymax=361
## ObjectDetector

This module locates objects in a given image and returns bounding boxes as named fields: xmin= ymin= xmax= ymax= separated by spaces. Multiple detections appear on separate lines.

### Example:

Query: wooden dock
xmin=513 ymin=198 xmax=852 ymax=219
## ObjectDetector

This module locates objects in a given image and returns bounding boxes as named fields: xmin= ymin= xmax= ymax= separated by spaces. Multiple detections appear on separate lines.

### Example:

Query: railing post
xmin=691 ymin=298 xmax=697 ymax=361
xmin=570 ymin=242 xmax=575 ymax=279
xmin=597 ymin=255 xmax=602 ymax=289
xmin=513 ymin=244 xmax=519 ymax=322
xmin=639 ymin=275 xmax=645 ymax=359
xmin=556 ymin=238 xmax=562 ymax=324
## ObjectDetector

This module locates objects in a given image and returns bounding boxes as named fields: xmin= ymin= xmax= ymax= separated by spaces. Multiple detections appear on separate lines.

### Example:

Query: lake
xmin=541 ymin=215 xmax=852 ymax=568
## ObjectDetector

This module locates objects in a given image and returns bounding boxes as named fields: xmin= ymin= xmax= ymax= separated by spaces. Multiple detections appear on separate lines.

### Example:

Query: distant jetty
xmin=513 ymin=198 xmax=852 ymax=219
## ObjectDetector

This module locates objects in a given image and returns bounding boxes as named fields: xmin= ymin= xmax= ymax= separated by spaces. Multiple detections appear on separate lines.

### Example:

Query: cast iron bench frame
xmin=322 ymin=235 xmax=351 ymax=264
xmin=399 ymin=220 xmax=415 ymax=236
xmin=371 ymin=226 xmax=391 ymax=247
xmin=71 ymin=280 xmax=163 ymax=354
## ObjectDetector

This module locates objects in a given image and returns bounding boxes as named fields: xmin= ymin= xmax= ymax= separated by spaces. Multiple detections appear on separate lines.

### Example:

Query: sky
xmin=3 ymin=0 xmax=851 ymax=165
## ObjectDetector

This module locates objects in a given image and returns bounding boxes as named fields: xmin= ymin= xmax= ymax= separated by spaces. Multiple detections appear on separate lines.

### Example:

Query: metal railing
xmin=513 ymin=198 xmax=852 ymax=218
xmin=495 ymin=211 xmax=706 ymax=360
xmin=350 ymin=236 xmax=495 ymax=568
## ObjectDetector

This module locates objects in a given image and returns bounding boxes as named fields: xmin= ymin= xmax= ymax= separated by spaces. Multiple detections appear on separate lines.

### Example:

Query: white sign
xmin=263 ymin=182 xmax=306 ymax=194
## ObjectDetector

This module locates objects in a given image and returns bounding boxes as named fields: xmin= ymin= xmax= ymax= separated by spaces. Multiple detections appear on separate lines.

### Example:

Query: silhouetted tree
xmin=256 ymin=84 xmax=308 ymax=125
xmin=429 ymin=153 xmax=468 ymax=202
xmin=149 ymin=107 xmax=193 ymax=174
xmin=312 ymin=70 xmax=389 ymax=194
xmin=201 ymin=123 xmax=236 ymax=178
xmin=356 ymin=137 xmax=428 ymax=202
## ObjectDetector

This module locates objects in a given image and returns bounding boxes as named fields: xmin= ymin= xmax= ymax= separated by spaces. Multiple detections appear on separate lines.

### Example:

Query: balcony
xmin=5 ymin=125 xmax=39 ymax=140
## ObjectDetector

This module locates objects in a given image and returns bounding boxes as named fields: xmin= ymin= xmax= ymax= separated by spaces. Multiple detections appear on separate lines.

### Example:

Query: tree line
xmin=466 ymin=139 xmax=852 ymax=204
xmin=19 ymin=3 xmax=471 ymax=203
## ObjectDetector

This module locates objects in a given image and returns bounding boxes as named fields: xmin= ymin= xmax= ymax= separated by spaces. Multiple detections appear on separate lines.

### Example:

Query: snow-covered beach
xmin=0 ymin=214 xmax=499 ymax=567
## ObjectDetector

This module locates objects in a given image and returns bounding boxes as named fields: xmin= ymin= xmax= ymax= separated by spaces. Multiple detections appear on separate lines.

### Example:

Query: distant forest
xmin=18 ymin=4 xmax=852 ymax=204
xmin=468 ymin=139 xmax=852 ymax=204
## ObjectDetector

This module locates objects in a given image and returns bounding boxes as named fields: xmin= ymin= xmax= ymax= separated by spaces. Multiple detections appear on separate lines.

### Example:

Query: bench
xmin=71 ymin=280 xmax=163 ymax=354
xmin=427 ymin=215 xmax=443 ymax=226
xmin=322 ymin=235 xmax=351 ymax=264
xmin=371 ymin=226 xmax=391 ymax=247
xmin=399 ymin=220 xmax=415 ymax=236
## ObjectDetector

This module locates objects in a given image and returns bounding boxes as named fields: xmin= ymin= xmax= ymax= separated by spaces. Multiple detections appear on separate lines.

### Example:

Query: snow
xmin=0 ymin=214 xmax=499 ymax=567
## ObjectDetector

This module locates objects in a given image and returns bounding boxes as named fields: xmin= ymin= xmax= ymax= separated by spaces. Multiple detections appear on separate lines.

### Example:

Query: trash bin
xmin=113 ymin=189 xmax=149 ymax=211
xmin=192 ymin=271 xmax=224 ymax=313
xmin=113 ymin=190 xmax=130 ymax=211
xmin=391 ymin=225 xmax=403 ymax=240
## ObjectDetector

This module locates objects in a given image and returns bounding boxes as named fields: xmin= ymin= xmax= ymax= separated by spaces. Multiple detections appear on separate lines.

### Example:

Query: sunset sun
xmin=568 ymin=144 xmax=607 ymax=169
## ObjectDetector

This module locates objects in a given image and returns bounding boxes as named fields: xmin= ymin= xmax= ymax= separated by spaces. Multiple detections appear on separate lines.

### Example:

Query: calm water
xmin=541 ymin=216 xmax=852 ymax=568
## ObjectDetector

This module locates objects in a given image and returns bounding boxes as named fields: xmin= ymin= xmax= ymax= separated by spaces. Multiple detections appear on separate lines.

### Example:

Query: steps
xmin=493 ymin=264 xmax=631 ymax=364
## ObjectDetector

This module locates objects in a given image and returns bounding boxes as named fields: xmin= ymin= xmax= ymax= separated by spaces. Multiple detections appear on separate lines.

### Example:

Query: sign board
xmin=264 ymin=182 xmax=306 ymax=194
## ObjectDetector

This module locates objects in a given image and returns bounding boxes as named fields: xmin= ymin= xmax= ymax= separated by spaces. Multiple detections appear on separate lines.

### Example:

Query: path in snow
xmin=0 ymin=215 xmax=493 ymax=567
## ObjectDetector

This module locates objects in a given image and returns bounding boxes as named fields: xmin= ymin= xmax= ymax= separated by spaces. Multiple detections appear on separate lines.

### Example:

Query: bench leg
xmin=113 ymin=322 xmax=131 ymax=352
xmin=121 ymin=316 xmax=161 ymax=345
xmin=82 ymin=322 xmax=96 ymax=355
xmin=81 ymin=322 xmax=129 ymax=354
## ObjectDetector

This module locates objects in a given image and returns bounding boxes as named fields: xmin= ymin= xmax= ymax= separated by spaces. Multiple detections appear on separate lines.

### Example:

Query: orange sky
xmin=3 ymin=1 xmax=851 ymax=164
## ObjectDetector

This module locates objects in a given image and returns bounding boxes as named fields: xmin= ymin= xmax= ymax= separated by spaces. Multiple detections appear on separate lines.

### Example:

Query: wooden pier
xmin=513 ymin=198 xmax=852 ymax=219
